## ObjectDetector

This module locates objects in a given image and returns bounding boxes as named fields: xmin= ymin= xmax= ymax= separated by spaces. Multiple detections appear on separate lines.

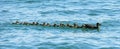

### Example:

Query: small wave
xmin=40 ymin=8 xmax=120 ymax=16
xmin=25 ymin=0 xmax=40 ymax=3
xmin=36 ymin=42 xmax=97 ymax=49
xmin=0 ymin=44 xmax=34 ymax=49
xmin=99 ymin=47 xmax=120 ymax=49
xmin=0 ymin=10 xmax=9 ymax=13
xmin=40 ymin=10 xmax=79 ymax=16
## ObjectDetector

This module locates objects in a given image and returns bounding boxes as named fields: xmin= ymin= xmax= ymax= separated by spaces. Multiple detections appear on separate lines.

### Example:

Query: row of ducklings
xmin=12 ymin=21 xmax=83 ymax=28
xmin=12 ymin=21 xmax=101 ymax=29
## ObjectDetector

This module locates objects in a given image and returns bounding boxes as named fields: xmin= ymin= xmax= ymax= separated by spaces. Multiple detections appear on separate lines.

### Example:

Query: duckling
xmin=73 ymin=23 xmax=78 ymax=28
xmin=23 ymin=22 xmax=30 ymax=25
xmin=35 ymin=22 xmax=39 ymax=25
xmin=81 ymin=23 xmax=101 ymax=29
xmin=77 ymin=26 xmax=82 ymax=28
xmin=53 ymin=23 xmax=57 ymax=27
xmin=46 ymin=23 xmax=51 ymax=26
xmin=73 ymin=23 xmax=82 ymax=28
xmin=60 ymin=23 xmax=65 ymax=27
xmin=53 ymin=23 xmax=59 ymax=27
xmin=12 ymin=20 xmax=19 ymax=24
xmin=66 ymin=24 xmax=70 ymax=27
xmin=66 ymin=24 xmax=73 ymax=28
xmin=40 ymin=22 xmax=46 ymax=26
xmin=30 ymin=22 xmax=36 ymax=25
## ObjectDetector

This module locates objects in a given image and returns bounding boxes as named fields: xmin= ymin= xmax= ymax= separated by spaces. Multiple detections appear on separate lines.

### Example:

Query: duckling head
xmin=66 ymin=24 xmax=70 ymax=26
xmin=15 ymin=20 xmax=19 ymax=23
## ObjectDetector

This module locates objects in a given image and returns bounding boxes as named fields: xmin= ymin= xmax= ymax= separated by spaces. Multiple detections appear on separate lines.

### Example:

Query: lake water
xmin=0 ymin=0 xmax=120 ymax=49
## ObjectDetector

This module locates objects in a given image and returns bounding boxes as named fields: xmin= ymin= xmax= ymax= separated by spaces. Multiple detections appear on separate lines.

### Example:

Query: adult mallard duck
xmin=81 ymin=23 xmax=101 ymax=29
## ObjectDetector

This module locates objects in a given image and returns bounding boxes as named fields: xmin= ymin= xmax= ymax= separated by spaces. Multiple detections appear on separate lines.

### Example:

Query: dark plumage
xmin=53 ymin=24 xmax=59 ymax=27
xmin=12 ymin=20 xmax=19 ymax=24
xmin=23 ymin=22 xmax=29 ymax=25
xmin=60 ymin=23 xmax=65 ymax=27
xmin=46 ymin=23 xmax=51 ymax=26
xmin=81 ymin=23 xmax=101 ymax=29
xmin=12 ymin=21 xmax=101 ymax=30
xmin=30 ymin=22 xmax=36 ymax=25
xmin=66 ymin=24 xmax=71 ymax=27
xmin=35 ymin=22 xmax=39 ymax=25
xmin=73 ymin=23 xmax=78 ymax=28
xmin=40 ymin=22 xmax=46 ymax=26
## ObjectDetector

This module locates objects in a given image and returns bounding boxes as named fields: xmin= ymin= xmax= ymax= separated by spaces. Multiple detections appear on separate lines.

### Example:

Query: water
xmin=0 ymin=0 xmax=120 ymax=49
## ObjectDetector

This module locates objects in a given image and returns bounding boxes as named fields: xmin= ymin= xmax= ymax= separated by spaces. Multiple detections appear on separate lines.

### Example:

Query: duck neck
xmin=96 ymin=24 xmax=99 ymax=28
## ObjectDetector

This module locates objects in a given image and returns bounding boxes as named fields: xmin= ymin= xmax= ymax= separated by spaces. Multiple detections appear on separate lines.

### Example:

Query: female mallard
xmin=81 ymin=23 xmax=101 ymax=29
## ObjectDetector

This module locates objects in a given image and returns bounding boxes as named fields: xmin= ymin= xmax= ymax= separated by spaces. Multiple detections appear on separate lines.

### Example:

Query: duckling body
xmin=35 ymin=22 xmax=39 ymax=25
xmin=12 ymin=21 xmax=19 ymax=24
xmin=30 ymin=22 xmax=36 ymax=25
xmin=23 ymin=22 xmax=30 ymax=25
xmin=41 ymin=22 xmax=46 ymax=26
xmin=73 ymin=23 xmax=79 ymax=28
xmin=53 ymin=24 xmax=59 ymax=27
xmin=66 ymin=24 xmax=72 ymax=28
xmin=46 ymin=23 xmax=51 ymax=26
xmin=60 ymin=23 xmax=65 ymax=27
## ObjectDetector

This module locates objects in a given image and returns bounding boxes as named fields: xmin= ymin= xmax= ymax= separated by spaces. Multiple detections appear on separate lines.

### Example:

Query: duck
xmin=81 ymin=23 xmax=101 ymax=29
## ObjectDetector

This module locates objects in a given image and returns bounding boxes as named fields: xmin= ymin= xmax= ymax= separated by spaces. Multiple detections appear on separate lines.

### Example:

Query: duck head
xmin=97 ymin=23 xmax=101 ymax=26
xmin=96 ymin=23 xmax=101 ymax=28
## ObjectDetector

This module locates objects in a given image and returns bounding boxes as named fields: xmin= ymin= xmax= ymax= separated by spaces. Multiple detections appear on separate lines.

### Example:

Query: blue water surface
xmin=0 ymin=0 xmax=120 ymax=49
